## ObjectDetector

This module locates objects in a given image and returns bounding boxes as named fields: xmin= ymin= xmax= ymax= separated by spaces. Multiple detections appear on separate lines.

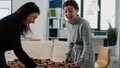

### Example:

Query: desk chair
xmin=95 ymin=46 xmax=111 ymax=68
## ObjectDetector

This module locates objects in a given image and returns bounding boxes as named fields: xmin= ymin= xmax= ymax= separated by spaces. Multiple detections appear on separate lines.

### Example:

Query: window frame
xmin=80 ymin=0 xmax=100 ymax=31
xmin=80 ymin=0 xmax=115 ymax=31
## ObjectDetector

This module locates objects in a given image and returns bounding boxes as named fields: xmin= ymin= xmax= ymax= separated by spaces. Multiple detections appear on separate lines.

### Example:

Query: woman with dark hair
xmin=0 ymin=2 xmax=40 ymax=68
xmin=63 ymin=0 xmax=95 ymax=68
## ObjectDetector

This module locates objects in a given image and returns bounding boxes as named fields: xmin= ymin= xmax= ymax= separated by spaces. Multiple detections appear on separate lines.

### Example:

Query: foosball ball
xmin=7 ymin=58 xmax=79 ymax=68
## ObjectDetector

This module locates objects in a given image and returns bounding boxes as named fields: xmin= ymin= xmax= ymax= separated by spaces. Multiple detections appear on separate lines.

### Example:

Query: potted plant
xmin=107 ymin=23 xmax=117 ymax=46
xmin=107 ymin=23 xmax=117 ymax=55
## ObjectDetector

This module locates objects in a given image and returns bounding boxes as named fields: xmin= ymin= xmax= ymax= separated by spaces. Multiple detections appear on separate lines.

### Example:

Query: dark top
xmin=0 ymin=13 xmax=26 ymax=50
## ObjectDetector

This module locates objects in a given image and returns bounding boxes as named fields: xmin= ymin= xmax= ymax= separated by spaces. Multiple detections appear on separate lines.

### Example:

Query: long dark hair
xmin=15 ymin=2 xmax=40 ymax=20
xmin=15 ymin=2 xmax=40 ymax=36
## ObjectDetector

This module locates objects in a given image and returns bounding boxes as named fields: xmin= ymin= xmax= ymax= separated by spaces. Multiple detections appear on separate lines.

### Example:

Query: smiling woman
xmin=23 ymin=13 xmax=39 ymax=26
xmin=63 ymin=0 xmax=95 ymax=68
xmin=0 ymin=2 xmax=40 ymax=68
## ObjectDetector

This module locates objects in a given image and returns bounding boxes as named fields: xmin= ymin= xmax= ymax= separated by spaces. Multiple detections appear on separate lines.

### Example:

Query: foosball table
xmin=7 ymin=58 xmax=79 ymax=68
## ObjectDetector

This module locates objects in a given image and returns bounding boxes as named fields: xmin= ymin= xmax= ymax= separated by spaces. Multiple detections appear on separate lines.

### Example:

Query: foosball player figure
xmin=45 ymin=63 xmax=49 ymax=68
xmin=57 ymin=62 xmax=61 ymax=68
xmin=38 ymin=59 xmax=42 ymax=64
xmin=51 ymin=62 xmax=55 ymax=67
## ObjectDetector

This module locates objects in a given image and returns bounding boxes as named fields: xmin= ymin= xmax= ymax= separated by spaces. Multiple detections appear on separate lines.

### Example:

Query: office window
xmin=82 ymin=0 xmax=115 ymax=30
xmin=100 ymin=0 xmax=115 ymax=30
xmin=0 ymin=0 xmax=11 ymax=19
xmin=83 ymin=0 xmax=99 ymax=29
xmin=75 ymin=0 xmax=80 ymax=16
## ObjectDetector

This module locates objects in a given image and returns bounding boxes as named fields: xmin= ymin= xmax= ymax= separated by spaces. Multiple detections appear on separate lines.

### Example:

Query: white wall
xmin=0 ymin=0 xmax=11 ymax=18
xmin=115 ymin=0 xmax=120 ymax=66
xmin=12 ymin=0 xmax=49 ymax=40
xmin=115 ymin=0 xmax=120 ymax=56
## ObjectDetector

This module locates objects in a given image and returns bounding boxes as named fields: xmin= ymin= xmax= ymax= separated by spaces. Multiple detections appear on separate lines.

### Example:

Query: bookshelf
xmin=47 ymin=8 xmax=68 ymax=41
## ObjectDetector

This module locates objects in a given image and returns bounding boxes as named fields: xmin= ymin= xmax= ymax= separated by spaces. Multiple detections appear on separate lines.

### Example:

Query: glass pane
xmin=83 ymin=0 xmax=99 ymax=29
xmin=75 ymin=0 xmax=80 ymax=15
xmin=101 ymin=0 xmax=115 ymax=30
